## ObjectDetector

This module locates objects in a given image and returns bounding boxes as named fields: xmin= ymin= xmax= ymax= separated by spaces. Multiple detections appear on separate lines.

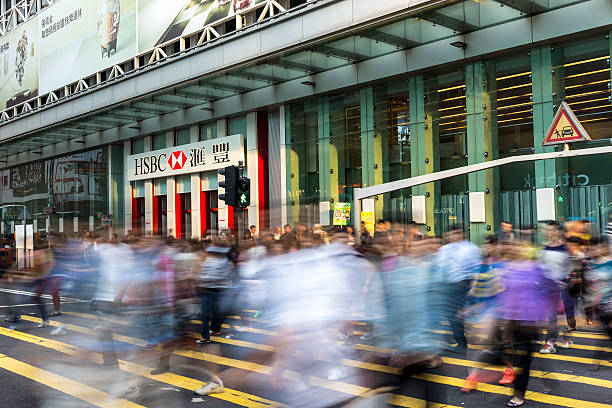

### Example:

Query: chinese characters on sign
xmin=41 ymin=9 xmax=83 ymax=39
xmin=190 ymin=147 xmax=206 ymax=167
xmin=213 ymin=142 xmax=230 ymax=164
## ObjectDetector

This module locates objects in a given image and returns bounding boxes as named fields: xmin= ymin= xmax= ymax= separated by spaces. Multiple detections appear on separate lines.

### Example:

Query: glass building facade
xmin=285 ymin=34 xmax=612 ymax=240
xmin=0 ymin=148 xmax=108 ymax=236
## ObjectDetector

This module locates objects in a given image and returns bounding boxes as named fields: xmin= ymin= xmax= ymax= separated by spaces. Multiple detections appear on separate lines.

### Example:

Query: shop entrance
xmin=203 ymin=190 xmax=218 ymax=236
xmin=134 ymin=197 xmax=145 ymax=235
xmin=178 ymin=193 xmax=191 ymax=239
xmin=154 ymin=195 xmax=167 ymax=236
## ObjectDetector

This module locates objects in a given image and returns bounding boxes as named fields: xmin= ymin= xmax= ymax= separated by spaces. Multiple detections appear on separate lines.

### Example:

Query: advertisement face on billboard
xmin=0 ymin=16 xmax=39 ymax=110
xmin=138 ymin=0 xmax=263 ymax=52
xmin=38 ymin=0 xmax=137 ymax=94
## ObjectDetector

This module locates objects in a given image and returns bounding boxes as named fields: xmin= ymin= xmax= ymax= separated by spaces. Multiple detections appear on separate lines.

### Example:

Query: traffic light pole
xmin=237 ymin=161 xmax=245 ymax=247
xmin=218 ymin=162 xmax=250 ymax=246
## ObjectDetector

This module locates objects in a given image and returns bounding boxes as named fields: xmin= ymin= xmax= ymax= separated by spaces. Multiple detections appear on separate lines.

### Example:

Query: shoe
xmin=507 ymin=398 xmax=524 ymax=407
xmin=556 ymin=339 xmax=573 ymax=349
xmin=50 ymin=325 xmax=66 ymax=336
xmin=359 ymin=332 xmax=372 ymax=340
xmin=336 ymin=332 xmax=349 ymax=340
xmin=539 ymin=342 xmax=556 ymax=354
xmin=426 ymin=357 xmax=443 ymax=369
xmin=196 ymin=339 xmax=212 ymax=344
xmin=327 ymin=368 xmax=347 ymax=381
xmin=150 ymin=366 xmax=169 ymax=375
xmin=461 ymin=373 xmax=479 ymax=393
xmin=50 ymin=312 xmax=61 ymax=317
xmin=498 ymin=368 xmax=516 ymax=385
xmin=194 ymin=382 xmax=224 ymax=396
xmin=211 ymin=332 xmax=222 ymax=336
xmin=37 ymin=320 xmax=49 ymax=328
xmin=224 ymin=333 xmax=234 ymax=339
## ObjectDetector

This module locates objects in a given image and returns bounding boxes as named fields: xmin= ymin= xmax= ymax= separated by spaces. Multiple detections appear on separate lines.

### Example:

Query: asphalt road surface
xmin=0 ymin=284 xmax=610 ymax=408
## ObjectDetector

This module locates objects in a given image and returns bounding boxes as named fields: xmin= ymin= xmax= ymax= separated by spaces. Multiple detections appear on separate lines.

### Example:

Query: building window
xmin=228 ymin=116 xmax=247 ymax=136
xmin=200 ymin=123 xmax=217 ymax=141
xmin=152 ymin=134 xmax=166 ymax=150
xmin=175 ymin=128 xmax=190 ymax=146
xmin=562 ymin=37 xmax=611 ymax=143
xmin=496 ymin=54 xmax=534 ymax=157
xmin=132 ymin=138 xmax=145 ymax=154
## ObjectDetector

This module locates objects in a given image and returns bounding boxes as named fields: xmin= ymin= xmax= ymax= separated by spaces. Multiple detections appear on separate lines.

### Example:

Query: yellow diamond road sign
xmin=543 ymin=101 xmax=591 ymax=145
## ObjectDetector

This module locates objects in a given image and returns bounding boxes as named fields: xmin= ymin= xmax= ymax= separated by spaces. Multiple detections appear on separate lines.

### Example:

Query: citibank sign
xmin=126 ymin=134 xmax=244 ymax=181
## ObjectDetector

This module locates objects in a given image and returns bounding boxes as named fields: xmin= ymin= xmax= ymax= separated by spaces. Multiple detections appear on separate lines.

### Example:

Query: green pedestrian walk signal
xmin=238 ymin=176 xmax=250 ymax=209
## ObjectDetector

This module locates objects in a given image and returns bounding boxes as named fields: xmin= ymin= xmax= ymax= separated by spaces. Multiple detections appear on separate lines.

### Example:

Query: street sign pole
xmin=237 ymin=161 xmax=244 ymax=247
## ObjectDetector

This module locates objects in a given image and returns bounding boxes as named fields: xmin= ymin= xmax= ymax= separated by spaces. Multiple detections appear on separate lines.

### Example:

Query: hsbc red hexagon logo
xmin=168 ymin=151 xmax=187 ymax=170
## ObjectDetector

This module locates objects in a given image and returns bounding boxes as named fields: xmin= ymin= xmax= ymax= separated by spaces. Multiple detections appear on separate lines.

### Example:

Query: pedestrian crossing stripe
xmin=4 ymin=320 xmax=612 ymax=408
xmin=0 ymin=327 xmax=287 ymax=408
xmin=24 ymin=313 xmax=612 ymax=387
xmin=416 ymin=373 xmax=612 ymax=408
xmin=65 ymin=310 xmax=612 ymax=341
xmin=0 ymin=351 xmax=144 ymax=408
xmin=0 ymin=326 xmax=452 ymax=408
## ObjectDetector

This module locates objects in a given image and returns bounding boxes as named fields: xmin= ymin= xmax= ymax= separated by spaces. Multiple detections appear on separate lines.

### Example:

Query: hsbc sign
xmin=168 ymin=151 xmax=187 ymax=170
xmin=126 ymin=134 xmax=244 ymax=181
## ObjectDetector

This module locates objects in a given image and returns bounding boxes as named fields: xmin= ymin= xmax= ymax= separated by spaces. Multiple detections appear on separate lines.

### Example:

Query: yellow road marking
xmin=0 ymin=327 xmax=285 ymax=408
xmin=570 ymin=331 xmax=611 ymax=340
xmin=416 ymin=373 xmax=612 ymax=408
xmin=62 ymin=311 xmax=132 ymax=327
xmin=36 ymin=313 xmax=612 ymax=388
xmin=0 ymin=351 xmax=144 ymax=408
xmin=9 ymin=316 xmax=612 ymax=408
xmin=19 ymin=315 xmax=148 ymax=348
xmin=0 ymin=325 xmax=453 ymax=408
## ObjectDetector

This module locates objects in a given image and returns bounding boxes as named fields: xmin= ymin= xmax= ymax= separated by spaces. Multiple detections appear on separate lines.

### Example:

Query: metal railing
xmin=0 ymin=0 xmax=54 ymax=36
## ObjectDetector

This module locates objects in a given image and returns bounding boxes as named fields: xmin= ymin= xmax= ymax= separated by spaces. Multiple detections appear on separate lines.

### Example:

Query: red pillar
xmin=175 ymin=186 xmax=182 ymax=239
xmin=257 ymin=113 xmax=269 ymax=231
xmin=152 ymin=195 xmax=159 ymax=235
xmin=227 ymin=205 xmax=234 ymax=231
xmin=131 ymin=187 xmax=137 ymax=233
xmin=200 ymin=184 xmax=207 ymax=237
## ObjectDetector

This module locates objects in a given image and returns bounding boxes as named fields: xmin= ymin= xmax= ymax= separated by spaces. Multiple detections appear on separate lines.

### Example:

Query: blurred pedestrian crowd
xmin=1 ymin=217 xmax=611 ymax=407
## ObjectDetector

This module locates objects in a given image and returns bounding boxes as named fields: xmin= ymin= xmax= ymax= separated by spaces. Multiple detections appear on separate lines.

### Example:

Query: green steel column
xmin=373 ymin=86 xmax=391 ymax=219
xmin=329 ymin=99 xmax=345 ymax=204
xmin=285 ymin=105 xmax=301 ymax=225
xmin=532 ymin=46 xmax=566 ymax=219
xmin=409 ymin=74 xmax=439 ymax=236
xmin=360 ymin=87 xmax=384 ymax=217
xmin=110 ymin=144 xmax=124 ymax=233
xmin=318 ymin=97 xmax=331 ymax=204
xmin=466 ymin=62 xmax=500 ymax=245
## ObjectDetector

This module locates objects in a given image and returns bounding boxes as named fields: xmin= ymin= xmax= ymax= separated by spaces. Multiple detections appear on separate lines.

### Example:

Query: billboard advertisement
xmin=0 ymin=16 xmax=39 ymax=110
xmin=38 ymin=0 xmax=138 ymax=94
xmin=0 ymin=0 xmax=267 ymax=109
xmin=138 ymin=0 xmax=264 ymax=52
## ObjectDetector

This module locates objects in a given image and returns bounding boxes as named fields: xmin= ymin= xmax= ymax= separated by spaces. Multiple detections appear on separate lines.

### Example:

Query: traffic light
xmin=218 ymin=165 xmax=239 ymax=206
xmin=238 ymin=176 xmax=250 ymax=208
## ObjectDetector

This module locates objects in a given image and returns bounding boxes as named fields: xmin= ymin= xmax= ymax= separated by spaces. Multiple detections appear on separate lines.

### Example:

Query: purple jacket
xmin=499 ymin=260 xmax=556 ymax=322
